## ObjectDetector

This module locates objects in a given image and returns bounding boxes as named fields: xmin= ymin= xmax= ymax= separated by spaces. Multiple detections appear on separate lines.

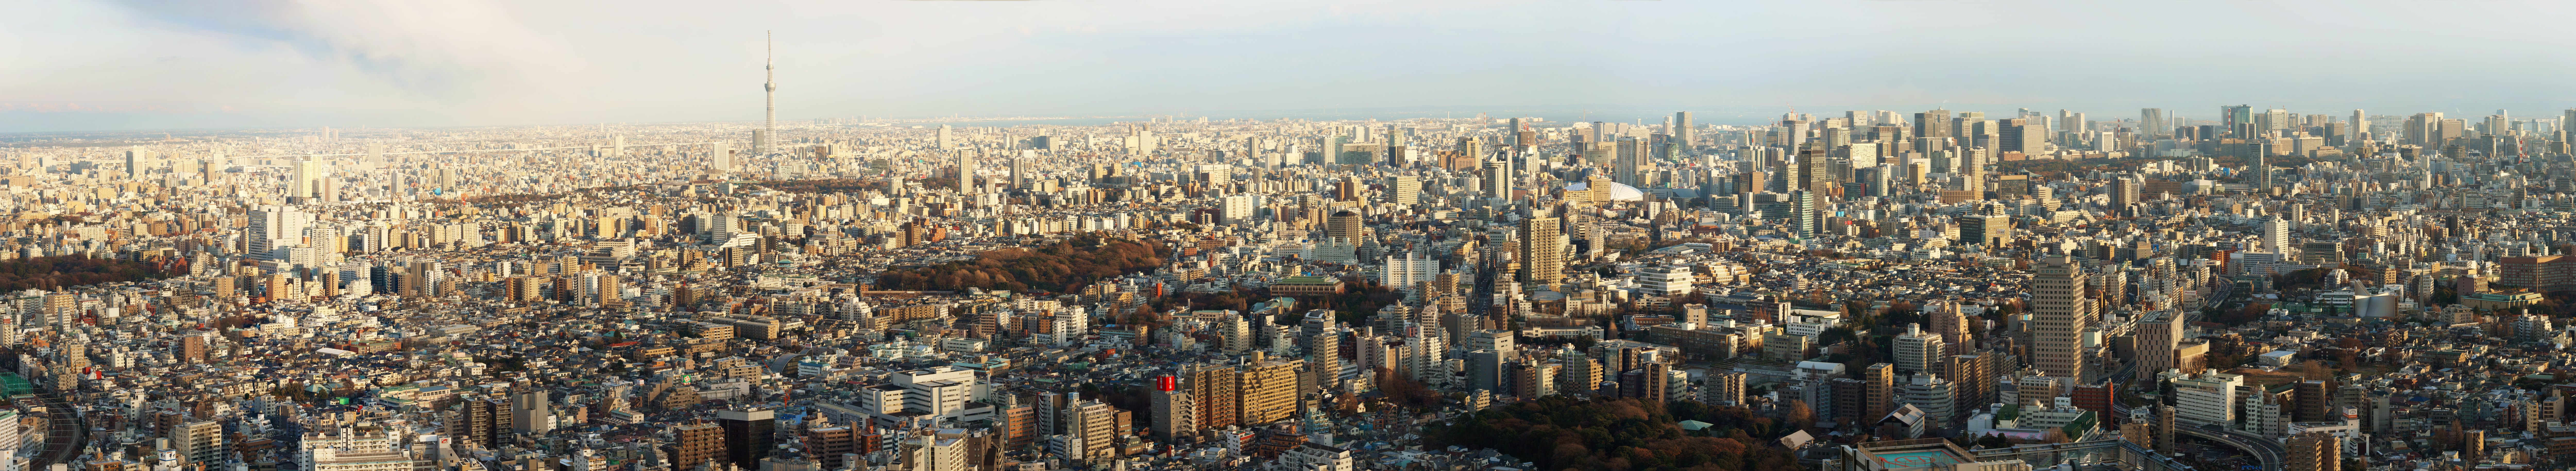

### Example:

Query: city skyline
xmin=13 ymin=1 xmax=2576 ymax=132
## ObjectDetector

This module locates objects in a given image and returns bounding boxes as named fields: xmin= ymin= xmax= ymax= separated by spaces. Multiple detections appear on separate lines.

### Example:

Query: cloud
xmin=11 ymin=0 xmax=2576 ymax=132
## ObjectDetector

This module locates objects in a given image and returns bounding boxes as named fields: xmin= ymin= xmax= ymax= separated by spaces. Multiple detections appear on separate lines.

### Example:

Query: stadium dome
xmin=1566 ymin=181 xmax=1648 ymax=201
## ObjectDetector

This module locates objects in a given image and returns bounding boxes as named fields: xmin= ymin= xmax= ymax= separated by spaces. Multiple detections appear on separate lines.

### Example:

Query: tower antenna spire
xmin=763 ymin=30 xmax=776 ymax=153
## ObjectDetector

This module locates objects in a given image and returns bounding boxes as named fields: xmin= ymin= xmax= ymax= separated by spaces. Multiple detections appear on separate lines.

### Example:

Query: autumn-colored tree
xmin=1782 ymin=400 xmax=1814 ymax=431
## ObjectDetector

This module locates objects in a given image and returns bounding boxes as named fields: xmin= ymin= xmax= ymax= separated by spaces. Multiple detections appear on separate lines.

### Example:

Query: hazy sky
xmin=11 ymin=1 xmax=2576 ymax=132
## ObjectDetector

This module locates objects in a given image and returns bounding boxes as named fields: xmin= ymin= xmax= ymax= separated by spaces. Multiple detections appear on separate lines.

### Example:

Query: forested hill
xmin=872 ymin=235 xmax=1166 ymax=293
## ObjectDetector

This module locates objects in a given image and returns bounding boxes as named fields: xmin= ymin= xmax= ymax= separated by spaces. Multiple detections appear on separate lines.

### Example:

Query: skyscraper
xmin=289 ymin=158 xmax=327 ymax=202
xmin=124 ymin=146 xmax=153 ymax=179
xmin=953 ymin=150 xmax=979 ymax=190
xmin=671 ymin=423 xmax=726 ymax=469
xmin=248 ymin=205 xmax=308 ymax=261
xmin=2140 ymin=108 xmax=2166 ymax=137
xmin=711 ymin=140 xmax=733 ymax=172
xmin=1520 ymin=207 xmax=1563 ymax=284
xmin=1914 ymin=109 xmax=1952 ymax=144
xmin=2032 ymin=255 xmax=2095 ymax=379
xmin=1673 ymin=111 xmax=1693 ymax=150
xmin=1892 ymin=324 xmax=1944 ymax=374
xmin=1614 ymin=137 xmax=1646 ymax=187
xmin=718 ymin=409 xmax=775 ymax=471
xmin=2284 ymin=432 xmax=2340 ymax=471
xmin=2262 ymin=216 xmax=2290 ymax=255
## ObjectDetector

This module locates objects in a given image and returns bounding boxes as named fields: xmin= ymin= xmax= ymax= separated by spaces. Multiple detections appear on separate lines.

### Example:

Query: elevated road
xmin=27 ymin=388 xmax=83 ymax=471
xmin=2177 ymin=424 xmax=2281 ymax=471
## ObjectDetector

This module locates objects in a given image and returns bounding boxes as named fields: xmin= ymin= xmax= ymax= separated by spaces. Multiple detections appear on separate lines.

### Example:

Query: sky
xmin=9 ymin=1 xmax=2576 ymax=132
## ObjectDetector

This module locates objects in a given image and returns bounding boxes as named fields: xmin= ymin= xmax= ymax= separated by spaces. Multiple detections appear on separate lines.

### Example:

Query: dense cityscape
xmin=5 ymin=97 xmax=2567 ymax=471
xmin=14 ymin=8 xmax=2576 ymax=471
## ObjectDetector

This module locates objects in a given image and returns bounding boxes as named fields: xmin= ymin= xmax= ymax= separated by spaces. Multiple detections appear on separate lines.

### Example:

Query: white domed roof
xmin=1606 ymin=182 xmax=1645 ymax=201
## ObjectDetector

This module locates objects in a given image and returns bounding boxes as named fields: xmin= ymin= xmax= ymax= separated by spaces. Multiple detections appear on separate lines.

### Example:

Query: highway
xmin=27 ymin=388 xmax=83 ymax=471
xmin=2177 ymin=423 xmax=2282 ymax=471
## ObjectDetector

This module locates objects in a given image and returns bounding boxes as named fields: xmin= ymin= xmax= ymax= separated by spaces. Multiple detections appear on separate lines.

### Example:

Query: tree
xmin=1782 ymin=400 xmax=1814 ymax=431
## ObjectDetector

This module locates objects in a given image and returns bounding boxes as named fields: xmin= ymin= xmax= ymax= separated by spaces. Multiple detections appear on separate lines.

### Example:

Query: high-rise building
xmin=1701 ymin=371 xmax=1745 ymax=405
xmin=1614 ymin=138 xmax=1646 ymax=187
xmin=290 ymin=158 xmax=328 ymax=202
xmin=171 ymin=420 xmax=224 ymax=465
xmin=124 ymin=146 xmax=154 ymax=179
xmin=718 ymin=409 xmax=774 ymax=470
xmin=1387 ymin=175 xmax=1419 ymax=206
xmin=1673 ymin=111 xmax=1694 ymax=149
xmin=2136 ymin=311 xmax=2185 ymax=381
xmin=2032 ymin=255 xmax=2096 ymax=379
xmin=2140 ymin=108 xmax=2167 ymax=137
xmin=248 ymin=205 xmax=309 ymax=261
xmin=1326 ymin=211 xmax=1362 ymax=242
xmin=2284 ymin=432 xmax=2340 ymax=471
xmin=512 ymin=390 xmax=553 ymax=435
xmin=710 ymin=140 xmax=733 ymax=172
xmin=2262 ymin=217 xmax=2290 ymax=256
xmin=1898 ymin=373 xmax=1954 ymax=425
xmin=1861 ymin=363 xmax=1895 ymax=422
xmin=1892 ymin=324 xmax=1944 ymax=374
xmin=1959 ymin=214 xmax=2011 ymax=247
xmin=1520 ymin=207 xmax=1563 ymax=284
xmin=1914 ymin=109 xmax=1953 ymax=145
xmin=953 ymin=150 xmax=979 ymax=189
xmin=671 ymin=423 xmax=726 ymax=469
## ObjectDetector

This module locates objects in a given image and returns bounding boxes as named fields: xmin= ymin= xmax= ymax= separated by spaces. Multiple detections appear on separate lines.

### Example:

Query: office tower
xmin=2032 ymin=255 xmax=2095 ymax=379
xmin=2262 ymin=217 xmax=2289 ymax=255
xmin=2222 ymin=105 xmax=2253 ymax=133
xmin=1861 ymin=363 xmax=1895 ymax=421
xmin=1702 ymin=371 xmax=1745 ymax=405
xmin=710 ymin=140 xmax=733 ymax=172
xmin=2140 ymin=108 xmax=2166 ymax=137
xmin=1789 ymin=189 xmax=1818 ymax=239
xmin=1614 ymin=138 xmax=1646 ymax=187
xmin=1892 ymin=324 xmax=1944 ymax=374
xmin=1997 ymin=118 xmax=2042 ymax=154
xmin=1010 ymin=153 xmax=1034 ymax=189
xmin=671 ymin=423 xmax=726 ymax=469
xmin=1220 ymin=194 xmax=1257 ymax=224
xmin=1326 ymin=210 xmax=1362 ymax=242
xmin=248 ymin=206 xmax=308 ymax=261
xmin=937 ymin=125 xmax=956 ymax=151
xmin=760 ymin=31 xmax=776 ymax=153
xmin=2109 ymin=176 xmax=2139 ymax=208
xmin=1673 ymin=111 xmax=1693 ymax=148
xmin=2351 ymin=109 xmax=2368 ymax=142
xmin=1456 ymin=136 xmax=1488 ymax=163
xmin=124 ymin=146 xmax=153 ymax=179
xmin=1960 ymin=214 xmax=2010 ymax=247
xmin=1520 ymin=207 xmax=1563 ymax=284
xmin=1914 ymin=109 xmax=1953 ymax=144
xmin=2136 ymin=311 xmax=2185 ymax=381
xmin=718 ymin=409 xmax=775 ymax=470
xmin=2284 ymin=432 xmax=2340 ymax=471
xmin=1466 ymin=349 xmax=1503 ymax=392
xmin=953 ymin=150 xmax=979 ymax=189
xmin=1148 ymin=378 xmax=1194 ymax=441
xmin=290 ymin=158 xmax=327 ymax=202
xmin=1388 ymin=175 xmax=1419 ymax=205
xmin=512 ymin=390 xmax=552 ymax=434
